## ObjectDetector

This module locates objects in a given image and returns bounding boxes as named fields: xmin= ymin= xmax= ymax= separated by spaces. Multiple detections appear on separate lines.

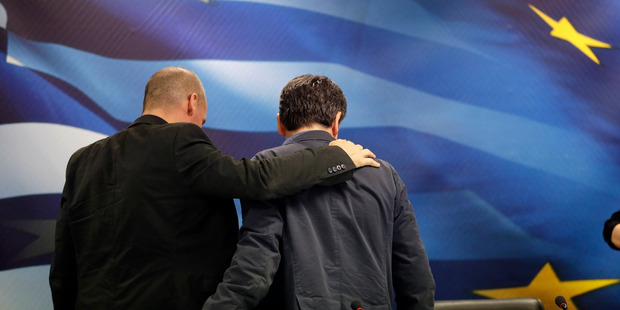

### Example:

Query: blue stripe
xmin=8 ymin=1 xmax=613 ymax=135
xmin=8 ymin=33 xmax=620 ymax=195
xmin=5 ymin=1 xmax=596 ymax=131
xmin=4 ymin=0 xmax=481 ymax=61
xmin=0 ymin=50 xmax=120 ymax=134
xmin=0 ymin=194 xmax=59 ymax=270
xmin=4 ymin=0 xmax=547 ymax=117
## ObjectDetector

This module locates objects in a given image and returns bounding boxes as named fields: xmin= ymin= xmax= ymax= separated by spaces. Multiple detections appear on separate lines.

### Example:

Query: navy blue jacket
xmin=205 ymin=130 xmax=435 ymax=310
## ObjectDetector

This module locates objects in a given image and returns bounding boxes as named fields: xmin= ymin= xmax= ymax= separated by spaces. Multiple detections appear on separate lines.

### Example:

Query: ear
xmin=331 ymin=111 xmax=342 ymax=138
xmin=276 ymin=114 xmax=287 ymax=137
xmin=187 ymin=93 xmax=198 ymax=116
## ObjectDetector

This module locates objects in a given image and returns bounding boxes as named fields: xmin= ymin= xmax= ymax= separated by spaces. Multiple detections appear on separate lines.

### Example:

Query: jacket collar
xmin=128 ymin=114 xmax=168 ymax=128
xmin=283 ymin=130 xmax=335 ymax=146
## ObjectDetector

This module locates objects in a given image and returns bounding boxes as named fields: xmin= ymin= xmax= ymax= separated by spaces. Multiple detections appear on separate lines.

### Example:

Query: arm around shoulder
xmin=175 ymin=124 xmax=359 ymax=200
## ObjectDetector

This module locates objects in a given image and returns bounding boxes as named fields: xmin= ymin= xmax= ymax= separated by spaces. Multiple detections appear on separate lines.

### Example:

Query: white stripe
xmin=6 ymin=54 xmax=23 ymax=66
xmin=0 ymin=265 xmax=52 ymax=310
xmin=7 ymin=35 xmax=619 ymax=194
xmin=0 ymin=3 xmax=6 ymax=29
xmin=0 ymin=123 xmax=106 ymax=199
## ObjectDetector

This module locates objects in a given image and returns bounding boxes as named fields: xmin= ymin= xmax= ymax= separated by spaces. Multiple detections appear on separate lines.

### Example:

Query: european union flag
xmin=1 ymin=1 xmax=619 ymax=309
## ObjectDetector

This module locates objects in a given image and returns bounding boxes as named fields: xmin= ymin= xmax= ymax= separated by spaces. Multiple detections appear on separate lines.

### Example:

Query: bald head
xmin=142 ymin=66 xmax=207 ymax=126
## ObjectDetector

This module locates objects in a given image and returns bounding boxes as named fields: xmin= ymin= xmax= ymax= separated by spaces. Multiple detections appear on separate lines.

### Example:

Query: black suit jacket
xmin=49 ymin=115 xmax=354 ymax=309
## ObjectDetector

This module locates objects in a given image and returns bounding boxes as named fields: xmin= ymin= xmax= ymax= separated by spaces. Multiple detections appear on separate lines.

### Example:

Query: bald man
xmin=49 ymin=67 xmax=378 ymax=310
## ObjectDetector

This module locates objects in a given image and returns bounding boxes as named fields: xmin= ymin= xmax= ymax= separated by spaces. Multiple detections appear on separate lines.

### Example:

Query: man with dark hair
xmin=49 ymin=67 xmax=379 ymax=310
xmin=603 ymin=211 xmax=620 ymax=250
xmin=204 ymin=74 xmax=435 ymax=310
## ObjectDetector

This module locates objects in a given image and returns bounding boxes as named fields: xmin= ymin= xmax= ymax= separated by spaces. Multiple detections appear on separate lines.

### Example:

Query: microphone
xmin=350 ymin=300 xmax=363 ymax=310
xmin=555 ymin=295 xmax=568 ymax=309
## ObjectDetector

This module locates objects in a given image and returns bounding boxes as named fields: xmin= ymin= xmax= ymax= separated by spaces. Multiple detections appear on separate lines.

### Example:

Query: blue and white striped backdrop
xmin=1 ymin=1 xmax=619 ymax=309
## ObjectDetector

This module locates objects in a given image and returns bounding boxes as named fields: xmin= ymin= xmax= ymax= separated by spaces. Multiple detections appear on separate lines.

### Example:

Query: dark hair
xmin=279 ymin=74 xmax=347 ymax=131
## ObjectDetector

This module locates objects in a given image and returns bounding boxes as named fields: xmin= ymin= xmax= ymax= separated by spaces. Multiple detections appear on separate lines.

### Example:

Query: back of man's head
xmin=142 ymin=66 xmax=206 ymax=113
xmin=279 ymin=74 xmax=347 ymax=131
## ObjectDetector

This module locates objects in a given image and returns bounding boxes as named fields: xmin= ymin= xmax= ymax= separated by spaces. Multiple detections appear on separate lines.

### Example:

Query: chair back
xmin=435 ymin=298 xmax=544 ymax=310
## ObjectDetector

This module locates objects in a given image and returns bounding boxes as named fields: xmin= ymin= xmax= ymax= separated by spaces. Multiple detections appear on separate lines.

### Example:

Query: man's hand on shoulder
xmin=330 ymin=139 xmax=380 ymax=168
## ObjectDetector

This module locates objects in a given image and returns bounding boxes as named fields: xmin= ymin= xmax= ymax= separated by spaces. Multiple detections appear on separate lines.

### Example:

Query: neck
xmin=283 ymin=125 xmax=333 ymax=139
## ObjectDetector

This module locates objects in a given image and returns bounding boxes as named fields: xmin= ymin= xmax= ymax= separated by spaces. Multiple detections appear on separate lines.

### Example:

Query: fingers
xmin=359 ymin=148 xmax=377 ymax=159
xmin=329 ymin=139 xmax=362 ymax=151
xmin=329 ymin=139 xmax=362 ymax=155
xmin=328 ymin=139 xmax=344 ymax=146
xmin=355 ymin=152 xmax=380 ymax=168
xmin=330 ymin=139 xmax=380 ymax=168
xmin=352 ymin=149 xmax=380 ymax=168
xmin=329 ymin=138 xmax=349 ymax=145
xmin=363 ymin=158 xmax=381 ymax=168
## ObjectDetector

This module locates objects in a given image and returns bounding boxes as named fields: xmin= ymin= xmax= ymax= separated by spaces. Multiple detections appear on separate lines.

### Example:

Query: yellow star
xmin=473 ymin=262 xmax=619 ymax=310
xmin=529 ymin=4 xmax=611 ymax=65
